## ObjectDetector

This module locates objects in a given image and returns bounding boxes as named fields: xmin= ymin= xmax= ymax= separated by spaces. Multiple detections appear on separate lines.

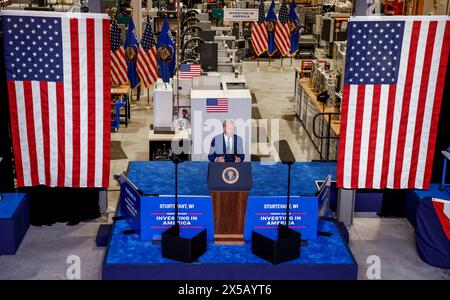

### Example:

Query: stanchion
xmin=290 ymin=55 xmax=294 ymax=70
xmin=268 ymin=56 xmax=272 ymax=69
xmin=280 ymin=56 xmax=283 ymax=70
xmin=145 ymin=87 xmax=151 ymax=110
xmin=257 ymin=57 xmax=260 ymax=71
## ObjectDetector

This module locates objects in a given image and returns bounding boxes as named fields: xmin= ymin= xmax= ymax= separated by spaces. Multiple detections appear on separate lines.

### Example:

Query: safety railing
xmin=312 ymin=112 xmax=341 ymax=161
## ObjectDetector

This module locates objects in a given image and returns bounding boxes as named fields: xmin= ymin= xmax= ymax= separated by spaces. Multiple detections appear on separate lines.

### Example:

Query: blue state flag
xmin=156 ymin=16 xmax=176 ymax=82
xmin=289 ymin=0 xmax=300 ymax=54
xmin=124 ymin=18 xmax=141 ymax=89
xmin=266 ymin=0 xmax=278 ymax=56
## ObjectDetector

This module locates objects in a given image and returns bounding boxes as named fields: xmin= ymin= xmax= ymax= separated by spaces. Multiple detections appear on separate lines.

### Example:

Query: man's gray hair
xmin=223 ymin=119 xmax=235 ymax=128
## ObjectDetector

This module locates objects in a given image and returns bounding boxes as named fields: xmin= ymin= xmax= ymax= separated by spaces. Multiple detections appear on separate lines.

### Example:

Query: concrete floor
xmin=0 ymin=61 xmax=448 ymax=280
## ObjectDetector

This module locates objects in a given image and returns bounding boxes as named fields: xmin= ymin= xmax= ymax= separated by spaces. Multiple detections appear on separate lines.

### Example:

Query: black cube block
xmin=252 ymin=225 xmax=301 ymax=265
xmin=161 ymin=225 xmax=207 ymax=263
xmin=96 ymin=224 xmax=112 ymax=247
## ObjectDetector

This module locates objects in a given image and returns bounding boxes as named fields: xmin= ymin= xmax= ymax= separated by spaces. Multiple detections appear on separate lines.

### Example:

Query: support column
xmin=131 ymin=0 xmax=142 ymax=38
xmin=337 ymin=189 xmax=355 ymax=226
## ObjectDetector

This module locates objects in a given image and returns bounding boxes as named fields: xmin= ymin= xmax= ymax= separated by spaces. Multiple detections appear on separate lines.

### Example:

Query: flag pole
xmin=257 ymin=56 xmax=260 ymax=71
xmin=280 ymin=56 xmax=283 ymax=70
xmin=176 ymin=0 xmax=181 ymax=119
xmin=290 ymin=53 xmax=294 ymax=70
xmin=268 ymin=56 xmax=271 ymax=69
xmin=146 ymin=87 xmax=151 ymax=110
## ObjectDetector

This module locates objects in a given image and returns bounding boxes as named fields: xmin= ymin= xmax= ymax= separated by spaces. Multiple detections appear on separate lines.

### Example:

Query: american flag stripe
xmin=40 ymin=82 xmax=50 ymax=185
xmin=250 ymin=0 xmax=268 ymax=56
xmin=275 ymin=23 xmax=290 ymax=56
xmin=365 ymin=84 xmax=381 ymax=188
xmin=136 ymin=46 xmax=158 ymax=87
xmin=7 ymin=81 xmax=24 ymax=186
xmin=2 ymin=11 xmax=111 ymax=188
xmin=251 ymin=22 xmax=268 ymax=56
xmin=275 ymin=3 xmax=291 ymax=57
xmin=136 ymin=17 xmax=158 ymax=88
xmin=70 ymin=18 xmax=81 ymax=187
xmin=391 ymin=21 xmax=420 ymax=189
xmin=111 ymin=48 xmax=127 ymax=84
xmin=62 ymin=18 xmax=73 ymax=186
xmin=102 ymin=19 xmax=111 ymax=188
xmin=79 ymin=18 xmax=88 ymax=187
xmin=423 ymin=21 xmax=450 ymax=187
xmin=337 ymin=16 xmax=450 ymax=190
xmin=31 ymin=82 xmax=44 ymax=184
xmin=407 ymin=23 xmax=436 ymax=188
xmin=110 ymin=19 xmax=128 ymax=85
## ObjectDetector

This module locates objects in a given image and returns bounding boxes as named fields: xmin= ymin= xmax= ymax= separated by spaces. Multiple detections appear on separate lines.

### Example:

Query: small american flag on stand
xmin=206 ymin=98 xmax=228 ymax=113
xmin=250 ymin=0 xmax=268 ymax=56
xmin=179 ymin=64 xmax=201 ymax=79
xmin=137 ymin=16 xmax=158 ymax=88
xmin=337 ymin=16 xmax=450 ymax=190
xmin=1 ymin=10 xmax=111 ymax=188
xmin=110 ymin=19 xmax=128 ymax=85
xmin=275 ymin=3 xmax=291 ymax=56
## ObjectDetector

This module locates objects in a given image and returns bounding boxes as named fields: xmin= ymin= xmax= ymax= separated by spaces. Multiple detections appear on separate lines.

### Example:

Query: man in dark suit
xmin=208 ymin=119 xmax=245 ymax=162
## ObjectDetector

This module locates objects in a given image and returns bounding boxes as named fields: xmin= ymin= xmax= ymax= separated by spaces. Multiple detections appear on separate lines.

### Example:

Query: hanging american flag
xmin=275 ymin=2 xmax=291 ymax=57
xmin=250 ymin=0 xmax=268 ymax=56
xmin=337 ymin=16 xmax=450 ymax=190
xmin=110 ymin=19 xmax=128 ymax=85
xmin=179 ymin=64 xmax=201 ymax=79
xmin=206 ymin=98 xmax=228 ymax=113
xmin=137 ymin=16 xmax=158 ymax=88
xmin=1 ymin=10 xmax=111 ymax=188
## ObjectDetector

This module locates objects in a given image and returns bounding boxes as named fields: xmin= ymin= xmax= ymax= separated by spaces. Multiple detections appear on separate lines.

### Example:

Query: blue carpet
xmin=0 ymin=193 xmax=28 ymax=219
xmin=126 ymin=161 xmax=336 ymax=197
xmin=105 ymin=218 xmax=353 ymax=265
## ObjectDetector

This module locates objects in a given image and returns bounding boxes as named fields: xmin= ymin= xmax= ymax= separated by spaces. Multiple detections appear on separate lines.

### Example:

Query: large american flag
xmin=250 ymin=0 xmax=268 ymax=56
xmin=275 ymin=3 xmax=291 ymax=57
xmin=1 ymin=11 xmax=111 ymax=188
xmin=337 ymin=16 xmax=450 ymax=190
xmin=136 ymin=16 xmax=158 ymax=88
xmin=110 ymin=19 xmax=128 ymax=85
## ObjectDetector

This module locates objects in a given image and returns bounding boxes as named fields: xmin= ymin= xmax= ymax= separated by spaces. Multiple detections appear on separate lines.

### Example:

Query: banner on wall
xmin=223 ymin=9 xmax=258 ymax=21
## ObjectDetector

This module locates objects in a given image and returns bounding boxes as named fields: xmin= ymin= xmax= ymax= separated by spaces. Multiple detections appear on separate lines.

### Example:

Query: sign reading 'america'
xmin=337 ymin=16 xmax=450 ymax=190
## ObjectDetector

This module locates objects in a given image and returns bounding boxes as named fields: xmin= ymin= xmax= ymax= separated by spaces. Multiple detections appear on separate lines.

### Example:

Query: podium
xmin=208 ymin=162 xmax=252 ymax=244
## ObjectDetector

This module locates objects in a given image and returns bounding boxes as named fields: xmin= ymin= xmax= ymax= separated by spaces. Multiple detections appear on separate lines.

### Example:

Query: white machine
xmin=152 ymin=79 xmax=174 ymax=132
xmin=190 ymin=89 xmax=252 ymax=162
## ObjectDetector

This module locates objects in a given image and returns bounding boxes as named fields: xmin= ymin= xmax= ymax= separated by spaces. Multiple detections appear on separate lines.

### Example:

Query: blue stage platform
xmin=102 ymin=218 xmax=357 ymax=280
xmin=102 ymin=161 xmax=357 ymax=280
xmin=0 ymin=193 xmax=30 ymax=255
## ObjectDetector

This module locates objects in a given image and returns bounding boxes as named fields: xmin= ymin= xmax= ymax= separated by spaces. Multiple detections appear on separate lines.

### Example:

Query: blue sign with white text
xmin=119 ymin=175 xmax=142 ymax=236
xmin=244 ymin=196 xmax=318 ymax=240
xmin=141 ymin=195 xmax=214 ymax=240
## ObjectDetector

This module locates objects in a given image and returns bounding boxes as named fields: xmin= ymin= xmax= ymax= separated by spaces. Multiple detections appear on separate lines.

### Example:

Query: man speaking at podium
xmin=208 ymin=119 xmax=245 ymax=163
